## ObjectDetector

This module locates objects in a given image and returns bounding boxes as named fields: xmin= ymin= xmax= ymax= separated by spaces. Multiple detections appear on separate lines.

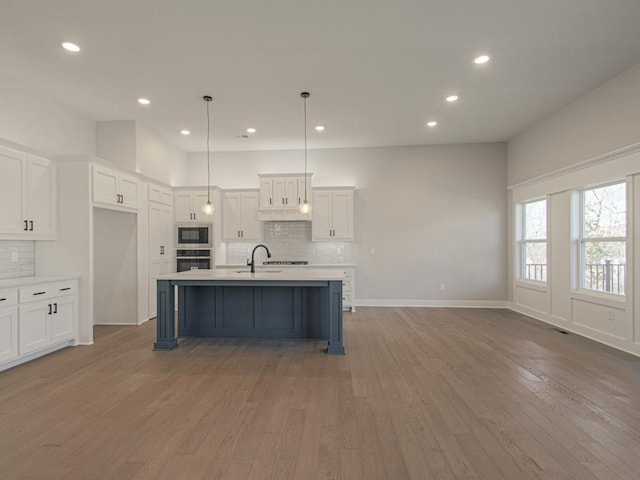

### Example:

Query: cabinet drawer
xmin=0 ymin=289 xmax=18 ymax=307
xmin=19 ymin=281 xmax=77 ymax=303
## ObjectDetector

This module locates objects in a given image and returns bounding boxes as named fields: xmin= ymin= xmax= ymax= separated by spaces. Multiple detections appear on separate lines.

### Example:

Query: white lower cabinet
xmin=0 ymin=279 xmax=78 ymax=372
xmin=0 ymin=305 xmax=19 ymax=363
xmin=19 ymin=301 xmax=50 ymax=355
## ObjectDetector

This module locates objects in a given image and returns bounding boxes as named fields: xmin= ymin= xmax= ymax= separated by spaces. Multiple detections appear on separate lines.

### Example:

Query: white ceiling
xmin=1 ymin=0 xmax=640 ymax=153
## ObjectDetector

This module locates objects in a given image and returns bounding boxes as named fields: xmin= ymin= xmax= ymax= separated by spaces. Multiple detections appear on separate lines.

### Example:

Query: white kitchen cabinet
xmin=19 ymin=301 xmax=50 ymax=355
xmin=0 ymin=146 xmax=56 ymax=239
xmin=258 ymin=174 xmax=312 ymax=210
xmin=0 ymin=289 xmax=19 ymax=363
xmin=149 ymin=202 xmax=174 ymax=318
xmin=175 ymin=190 xmax=211 ymax=221
xmin=222 ymin=191 xmax=261 ymax=241
xmin=312 ymin=188 xmax=354 ymax=241
xmin=148 ymin=183 xmax=172 ymax=205
xmin=92 ymin=165 xmax=139 ymax=210
xmin=16 ymin=280 xmax=78 ymax=358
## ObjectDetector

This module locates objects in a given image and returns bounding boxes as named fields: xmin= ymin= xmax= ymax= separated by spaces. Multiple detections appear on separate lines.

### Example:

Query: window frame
xmin=518 ymin=197 xmax=548 ymax=284
xmin=578 ymin=180 xmax=627 ymax=297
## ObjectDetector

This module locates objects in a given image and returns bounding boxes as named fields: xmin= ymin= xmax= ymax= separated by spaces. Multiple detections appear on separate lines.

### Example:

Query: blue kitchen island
xmin=153 ymin=268 xmax=346 ymax=354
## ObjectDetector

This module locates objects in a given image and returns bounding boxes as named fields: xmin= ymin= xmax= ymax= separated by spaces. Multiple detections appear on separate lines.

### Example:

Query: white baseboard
xmin=507 ymin=302 xmax=640 ymax=358
xmin=355 ymin=299 xmax=509 ymax=308
xmin=93 ymin=322 xmax=140 ymax=326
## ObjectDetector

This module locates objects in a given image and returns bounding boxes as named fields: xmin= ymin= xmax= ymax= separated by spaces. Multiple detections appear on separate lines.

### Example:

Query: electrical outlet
xmin=11 ymin=251 xmax=18 ymax=262
xmin=337 ymin=247 xmax=343 ymax=255
xmin=369 ymin=247 xmax=375 ymax=255
xmin=607 ymin=309 xmax=614 ymax=321
xmin=440 ymin=284 xmax=446 ymax=292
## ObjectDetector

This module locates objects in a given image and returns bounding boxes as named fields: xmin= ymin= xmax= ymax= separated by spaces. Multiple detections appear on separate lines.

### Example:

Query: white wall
xmin=510 ymin=148 xmax=640 ymax=356
xmin=0 ymin=80 xmax=95 ymax=156
xmin=93 ymin=208 xmax=138 ymax=325
xmin=136 ymin=124 xmax=188 ymax=186
xmin=508 ymin=61 xmax=640 ymax=185
xmin=96 ymin=121 xmax=137 ymax=172
xmin=187 ymin=143 xmax=508 ymax=305
xmin=96 ymin=121 xmax=188 ymax=186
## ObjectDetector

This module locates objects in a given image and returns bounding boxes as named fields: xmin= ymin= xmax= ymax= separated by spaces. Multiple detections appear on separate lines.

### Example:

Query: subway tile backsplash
xmin=0 ymin=241 xmax=35 ymax=279
xmin=224 ymin=221 xmax=353 ymax=265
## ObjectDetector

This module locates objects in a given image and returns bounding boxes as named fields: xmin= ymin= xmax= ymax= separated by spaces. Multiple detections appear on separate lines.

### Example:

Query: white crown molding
xmin=508 ymin=142 xmax=640 ymax=191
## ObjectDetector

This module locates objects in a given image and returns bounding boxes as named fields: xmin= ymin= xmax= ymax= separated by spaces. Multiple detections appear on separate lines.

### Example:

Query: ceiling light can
xmin=62 ymin=42 xmax=80 ymax=52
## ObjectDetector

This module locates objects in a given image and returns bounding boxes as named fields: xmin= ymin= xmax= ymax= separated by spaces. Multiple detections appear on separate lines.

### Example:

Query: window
xmin=580 ymin=181 xmax=626 ymax=295
xmin=520 ymin=199 xmax=547 ymax=282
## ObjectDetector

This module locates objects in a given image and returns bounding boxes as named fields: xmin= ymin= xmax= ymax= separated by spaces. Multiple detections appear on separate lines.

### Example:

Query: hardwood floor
xmin=1 ymin=307 xmax=640 ymax=479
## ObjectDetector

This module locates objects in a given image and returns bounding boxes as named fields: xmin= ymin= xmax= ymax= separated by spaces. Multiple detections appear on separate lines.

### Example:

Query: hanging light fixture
xmin=299 ymin=91 xmax=312 ymax=214
xmin=202 ymin=95 xmax=214 ymax=215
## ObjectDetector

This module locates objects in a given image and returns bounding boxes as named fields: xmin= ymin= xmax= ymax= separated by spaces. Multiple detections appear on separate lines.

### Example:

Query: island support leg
xmin=153 ymin=279 xmax=178 ymax=351
xmin=327 ymin=280 xmax=346 ymax=355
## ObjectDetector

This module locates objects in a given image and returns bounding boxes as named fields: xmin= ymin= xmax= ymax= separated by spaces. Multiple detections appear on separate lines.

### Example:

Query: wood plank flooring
xmin=1 ymin=307 xmax=640 ymax=479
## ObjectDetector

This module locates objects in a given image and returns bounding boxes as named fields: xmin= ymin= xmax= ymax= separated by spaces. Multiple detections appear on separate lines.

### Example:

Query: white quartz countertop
xmin=0 ymin=276 xmax=79 ymax=289
xmin=215 ymin=263 xmax=355 ymax=268
xmin=157 ymin=268 xmax=345 ymax=281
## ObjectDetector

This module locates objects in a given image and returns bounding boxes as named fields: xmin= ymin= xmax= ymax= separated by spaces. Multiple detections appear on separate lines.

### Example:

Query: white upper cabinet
xmin=222 ymin=191 xmax=261 ymax=241
xmin=312 ymin=188 xmax=354 ymax=241
xmin=0 ymin=147 xmax=56 ymax=240
xmin=175 ymin=190 xmax=211 ymax=221
xmin=92 ymin=165 xmax=138 ymax=210
xmin=148 ymin=184 xmax=172 ymax=206
xmin=259 ymin=174 xmax=312 ymax=210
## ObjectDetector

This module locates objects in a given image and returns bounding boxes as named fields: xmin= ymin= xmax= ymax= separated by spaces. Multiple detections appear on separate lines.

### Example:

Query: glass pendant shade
xmin=202 ymin=200 xmax=214 ymax=215
xmin=298 ymin=200 xmax=312 ymax=214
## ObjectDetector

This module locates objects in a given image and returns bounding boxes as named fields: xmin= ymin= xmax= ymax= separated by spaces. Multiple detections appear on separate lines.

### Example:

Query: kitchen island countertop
xmin=156 ymin=268 xmax=345 ymax=282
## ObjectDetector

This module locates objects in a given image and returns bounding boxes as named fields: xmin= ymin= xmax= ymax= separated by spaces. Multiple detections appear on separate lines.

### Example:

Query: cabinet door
xmin=149 ymin=204 xmax=163 ymax=262
xmin=0 ymin=306 xmax=18 ymax=363
xmin=260 ymin=179 xmax=274 ymax=209
xmin=0 ymin=151 xmax=25 ymax=234
xmin=26 ymin=157 xmax=55 ymax=236
xmin=297 ymin=178 xmax=311 ymax=206
xmin=272 ymin=178 xmax=287 ymax=207
xmin=174 ymin=192 xmax=194 ymax=221
xmin=50 ymin=296 xmax=75 ymax=343
xmin=312 ymin=191 xmax=333 ymax=241
xmin=192 ymin=192 xmax=211 ymax=221
xmin=93 ymin=166 xmax=119 ymax=206
xmin=284 ymin=178 xmax=298 ymax=207
xmin=222 ymin=193 xmax=242 ymax=241
xmin=240 ymin=193 xmax=261 ymax=240
xmin=119 ymin=175 xmax=139 ymax=209
xmin=161 ymin=206 xmax=173 ymax=253
xmin=19 ymin=302 xmax=50 ymax=355
xmin=331 ymin=191 xmax=354 ymax=240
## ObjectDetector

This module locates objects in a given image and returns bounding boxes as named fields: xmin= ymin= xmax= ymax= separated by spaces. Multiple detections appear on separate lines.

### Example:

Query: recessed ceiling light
xmin=315 ymin=125 xmax=325 ymax=132
xmin=246 ymin=128 xmax=256 ymax=133
xmin=62 ymin=42 xmax=80 ymax=52
xmin=427 ymin=121 xmax=438 ymax=127
xmin=474 ymin=55 xmax=490 ymax=64
xmin=446 ymin=95 xmax=459 ymax=102
xmin=137 ymin=98 xmax=151 ymax=105
xmin=180 ymin=130 xmax=190 ymax=135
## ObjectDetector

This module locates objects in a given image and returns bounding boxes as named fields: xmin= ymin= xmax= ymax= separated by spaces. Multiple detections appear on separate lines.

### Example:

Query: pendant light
xmin=201 ymin=95 xmax=214 ymax=215
xmin=298 ymin=91 xmax=312 ymax=214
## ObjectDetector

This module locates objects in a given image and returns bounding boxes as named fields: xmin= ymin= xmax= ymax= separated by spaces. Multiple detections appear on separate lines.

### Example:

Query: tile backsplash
xmin=0 ymin=241 xmax=35 ymax=279
xmin=224 ymin=221 xmax=353 ymax=265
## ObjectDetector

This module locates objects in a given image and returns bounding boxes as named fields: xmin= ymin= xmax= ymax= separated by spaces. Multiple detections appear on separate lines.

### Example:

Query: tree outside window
xmin=521 ymin=199 xmax=547 ymax=282
xmin=581 ymin=182 xmax=626 ymax=295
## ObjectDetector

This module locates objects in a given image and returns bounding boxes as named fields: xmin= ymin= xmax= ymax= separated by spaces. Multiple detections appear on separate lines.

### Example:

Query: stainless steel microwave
xmin=175 ymin=222 xmax=212 ymax=248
